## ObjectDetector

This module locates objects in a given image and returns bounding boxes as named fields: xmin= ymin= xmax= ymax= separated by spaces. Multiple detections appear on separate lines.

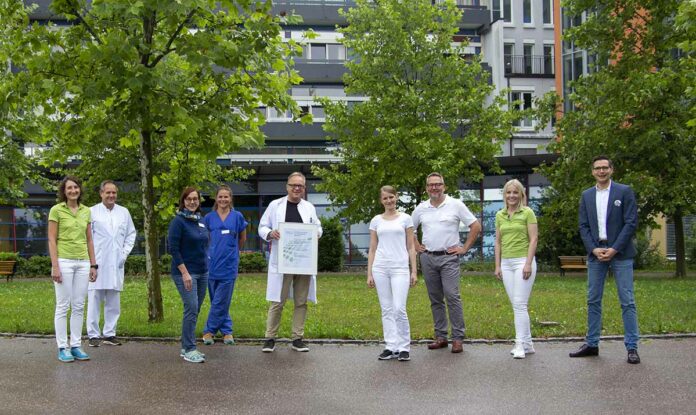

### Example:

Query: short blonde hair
xmin=503 ymin=179 xmax=527 ymax=211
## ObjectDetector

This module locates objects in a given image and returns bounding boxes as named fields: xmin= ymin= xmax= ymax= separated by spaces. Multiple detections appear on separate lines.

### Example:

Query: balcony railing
xmin=504 ymin=55 xmax=554 ymax=77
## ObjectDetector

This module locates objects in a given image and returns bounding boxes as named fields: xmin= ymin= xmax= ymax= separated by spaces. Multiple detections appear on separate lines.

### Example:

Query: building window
xmin=511 ymin=91 xmax=534 ymax=129
xmin=327 ymin=44 xmax=346 ymax=61
xmin=514 ymin=146 xmax=538 ymax=156
xmin=503 ymin=0 xmax=512 ymax=23
xmin=491 ymin=0 xmax=502 ymax=20
xmin=543 ymin=0 xmax=553 ymax=25
xmin=310 ymin=44 xmax=326 ymax=60
xmin=523 ymin=44 xmax=534 ymax=74
xmin=311 ymin=106 xmax=325 ymax=118
xmin=504 ymin=43 xmax=514 ymax=74
xmin=523 ymin=0 xmax=532 ymax=24
xmin=543 ymin=44 xmax=554 ymax=75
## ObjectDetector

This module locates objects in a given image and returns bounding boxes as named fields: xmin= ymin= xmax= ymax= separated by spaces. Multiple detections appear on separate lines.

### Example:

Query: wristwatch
xmin=90 ymin=264 xmax=99 ymax=269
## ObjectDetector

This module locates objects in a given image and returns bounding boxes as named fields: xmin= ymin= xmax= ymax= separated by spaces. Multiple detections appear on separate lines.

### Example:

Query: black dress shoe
xmin=569 ymin=344 xmax=599 ymax=358
xmin=627 ymin=349 xmax=641 ymax=364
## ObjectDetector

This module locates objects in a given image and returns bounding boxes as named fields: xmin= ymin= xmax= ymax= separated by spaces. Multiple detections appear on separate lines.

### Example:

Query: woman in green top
xmin=494 ymin=179 xmax=538 ymax=359
xmin=48 ymin=176 xmax=98 ymax=363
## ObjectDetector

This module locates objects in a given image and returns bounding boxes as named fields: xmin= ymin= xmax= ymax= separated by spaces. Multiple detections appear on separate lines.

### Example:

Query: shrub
xmin=125 ymin=255 xmax=147 ymax=275
xmin=318 ymin=216 xmax=344 ymax=272
xmin=686 ymin=223 xmax=696 ymax=266
xmin=16 ymin=255 xmax=52 ymax=277
xmin=633 ymin=232 xmax=667 ymax=270
xmin=160 ymin=254 xmax=172 ymax=273
xmin=238 ymin=251 xmax=266 ymax=273
xmin=0 ymin=251 xmax=19 ymax=261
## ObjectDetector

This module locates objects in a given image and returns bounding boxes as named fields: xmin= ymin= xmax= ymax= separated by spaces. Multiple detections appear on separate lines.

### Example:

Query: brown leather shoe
xmin=427 ymin=338 xmax=448 ymax=350
xmin=451 ymin=340 xmax=463 ymax=353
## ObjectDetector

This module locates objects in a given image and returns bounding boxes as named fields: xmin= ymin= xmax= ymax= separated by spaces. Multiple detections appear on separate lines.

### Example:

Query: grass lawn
xmin=1 ymin=273 xmax=695 ymax=340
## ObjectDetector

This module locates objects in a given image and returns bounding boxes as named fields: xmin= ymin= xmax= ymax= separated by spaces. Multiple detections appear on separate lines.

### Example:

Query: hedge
xmin=14 ymin=252 xmax=267 ymax=277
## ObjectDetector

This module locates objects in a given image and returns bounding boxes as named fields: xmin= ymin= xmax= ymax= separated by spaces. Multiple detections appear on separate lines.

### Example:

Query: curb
xmin=2 ymin=332 xmax=696 ymax=345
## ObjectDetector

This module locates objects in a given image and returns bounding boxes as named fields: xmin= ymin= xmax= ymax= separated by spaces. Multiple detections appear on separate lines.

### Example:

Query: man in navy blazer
xmin=570 ymin=156 xmax=641 ymax=364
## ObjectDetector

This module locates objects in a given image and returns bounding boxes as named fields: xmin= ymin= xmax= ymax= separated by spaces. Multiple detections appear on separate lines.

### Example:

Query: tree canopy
xmin=539 ymin=0 xmax=696 ymax=275
xmin=313 ymin=0 xmax=516 ymax=223
xmin=0 ymin=0 xmax=305 ymax=318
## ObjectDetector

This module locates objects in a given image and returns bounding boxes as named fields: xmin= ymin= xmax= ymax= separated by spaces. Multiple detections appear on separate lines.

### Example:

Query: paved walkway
xmin=1 ymin=336 xmax=694 ymax=414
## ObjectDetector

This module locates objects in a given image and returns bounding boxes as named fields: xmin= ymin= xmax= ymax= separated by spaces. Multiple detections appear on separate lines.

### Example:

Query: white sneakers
xmin=510 ymin=342 xmax=535 ymax=359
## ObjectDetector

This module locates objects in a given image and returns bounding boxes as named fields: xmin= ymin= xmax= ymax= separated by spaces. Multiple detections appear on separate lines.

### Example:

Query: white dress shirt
xmin=595 ymin=181 xmax=612 ymax=241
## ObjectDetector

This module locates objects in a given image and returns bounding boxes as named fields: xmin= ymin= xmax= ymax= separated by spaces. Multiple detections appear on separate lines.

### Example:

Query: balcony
xmin=294 ymin=58 xmax=348 ymax=83
xmin=504 ymin=55 xmax=555 ymax=78
xmin=272 ymin=0 xmax=493 ymax=31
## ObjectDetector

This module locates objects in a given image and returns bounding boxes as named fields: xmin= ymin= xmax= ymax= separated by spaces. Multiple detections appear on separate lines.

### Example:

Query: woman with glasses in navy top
xmin=168 ymin=186 xmax=209 ymax=363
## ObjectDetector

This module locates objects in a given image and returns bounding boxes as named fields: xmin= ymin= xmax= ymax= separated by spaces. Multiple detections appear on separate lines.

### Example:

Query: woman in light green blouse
xmin=48 ymin=176 xmax=98 ymax=363
xmin=494 ymin=179 xmax=538 ymax=359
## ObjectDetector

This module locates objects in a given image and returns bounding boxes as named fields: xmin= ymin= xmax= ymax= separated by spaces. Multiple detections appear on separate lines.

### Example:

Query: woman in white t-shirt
xmin=367 ymin=185 xmax=418 ymax=361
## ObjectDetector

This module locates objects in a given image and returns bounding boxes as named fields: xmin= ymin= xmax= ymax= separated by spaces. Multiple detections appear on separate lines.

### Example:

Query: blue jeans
xmin=172 ymin=272 xmax=208 ymax=352
xmin=204 ymin=278 xmax=237 ymax=336
xmin=586 ymin=257 xmax=639 ymax=350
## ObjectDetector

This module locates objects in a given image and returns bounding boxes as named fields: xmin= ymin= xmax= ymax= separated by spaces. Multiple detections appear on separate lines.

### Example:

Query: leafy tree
xmin=317 ymin=216 xmax=344 ymax=272
xmin=313 ymin=0 xmax=516 ymax=224
xmin=540 ymin=0 xmax=696 ymax=276
xmin=0 ymin=0 xmax=305 ymax=320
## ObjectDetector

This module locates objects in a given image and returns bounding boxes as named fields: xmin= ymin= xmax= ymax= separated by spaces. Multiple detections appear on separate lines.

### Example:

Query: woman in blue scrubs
xmin=202 ymin=185 xmax=248 ymax=345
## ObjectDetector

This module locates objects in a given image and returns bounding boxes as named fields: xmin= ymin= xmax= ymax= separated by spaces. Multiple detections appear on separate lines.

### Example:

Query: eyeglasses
xmin=592 ymin=166 xmax=611 ymax=171
xmin=184 ymin=197 xmax=199 ymax=202
xmin=427 ymin=183 xmax=444 ymax=188
xmin=287 ymin=184 xmax=305 ymax=190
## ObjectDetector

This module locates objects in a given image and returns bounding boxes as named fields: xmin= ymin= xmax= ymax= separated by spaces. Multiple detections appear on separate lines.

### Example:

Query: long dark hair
xmin=178 ymin=186 xmax=202 ymax=213
xmin=57 ymin=175 xmax=83 ymax=204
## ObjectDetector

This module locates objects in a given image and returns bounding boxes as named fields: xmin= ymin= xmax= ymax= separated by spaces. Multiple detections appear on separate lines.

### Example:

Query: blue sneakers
xmin=70 ymin=347 xmax=90 ymax=361
xmin=57 ymin=348 xmax=75 ymax=363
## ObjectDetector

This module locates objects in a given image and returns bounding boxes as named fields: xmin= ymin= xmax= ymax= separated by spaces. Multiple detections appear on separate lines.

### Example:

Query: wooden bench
xmin=559 ymin=255 xmax=587 ymax=276
xmin=0 ymin=260 xmax=17 ymax=282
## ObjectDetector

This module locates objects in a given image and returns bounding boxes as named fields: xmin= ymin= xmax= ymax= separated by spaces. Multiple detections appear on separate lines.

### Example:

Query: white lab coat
xmin=258 ymin=196 xmax=322 ymax=303
xmin=89 ymin=203 xmax=136 ymax=291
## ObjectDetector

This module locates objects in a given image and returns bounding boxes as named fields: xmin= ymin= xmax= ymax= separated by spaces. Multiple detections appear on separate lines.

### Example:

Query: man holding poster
xmin=259 ymin=172 xmax=322 ymax=353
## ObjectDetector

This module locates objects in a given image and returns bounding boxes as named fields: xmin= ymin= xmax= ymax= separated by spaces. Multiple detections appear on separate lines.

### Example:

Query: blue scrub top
xmin=204 ymin=209 xmax=248 ymax=280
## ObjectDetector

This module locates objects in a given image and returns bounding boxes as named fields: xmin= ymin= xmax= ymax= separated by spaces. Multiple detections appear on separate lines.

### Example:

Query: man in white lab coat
xmin=259 ymin=172 xmax=322 ymax=353
xmin=87 ymin=180 xmax=136 ymax=347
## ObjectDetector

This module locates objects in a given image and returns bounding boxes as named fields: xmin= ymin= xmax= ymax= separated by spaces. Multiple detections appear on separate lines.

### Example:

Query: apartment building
xmin=2 ymin=0 xmax=558 ymax=260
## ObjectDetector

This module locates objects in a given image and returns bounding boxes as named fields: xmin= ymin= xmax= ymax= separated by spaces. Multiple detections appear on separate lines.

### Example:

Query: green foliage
xmin=318 ymin=216 xmax=344 ymax=272
xmin=541 ymin=0 xmax=696 ymax=276
xmin=238 ymin=251 xmax=267 ymax=273
xmin=124 ymin=255 xmax=148 ymax=275
xmin=15 ymin=255 xmax=52 ymax=277
xmin=633 ymin=231 xmax=668 ymax=270
xmin=313 ymin=0 xmax=518 ymax=224
xmin=0 ymin=0 xmax=308 ymax=318
xmin=535 ymin=188 xmax=586 ymax=266
xmin=686 ymin=223 xmax=696 ymax=266
xmin=160 ymin=254 xmax=172 ymax=273
xmin=0 ymin=252 xmax=19 ymax=261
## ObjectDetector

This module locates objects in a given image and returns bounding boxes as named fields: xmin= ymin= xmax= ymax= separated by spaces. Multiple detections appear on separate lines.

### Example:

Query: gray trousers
xmin=420 ymin=253 xmax=465 ymax=340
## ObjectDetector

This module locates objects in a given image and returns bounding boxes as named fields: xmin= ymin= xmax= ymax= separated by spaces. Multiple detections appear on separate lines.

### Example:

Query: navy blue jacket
xmin=168 ymin=214 xmax=209 ymax=276
xmin=578 ymin=181 xmax=637 ymax=260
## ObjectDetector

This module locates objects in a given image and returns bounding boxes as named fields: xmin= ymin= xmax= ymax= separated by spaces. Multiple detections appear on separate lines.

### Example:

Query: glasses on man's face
xmin=427 ymin=183 xmax=444 ymax=188
xmin=287 ymin=184 xmax=305 ymax=190
xmin=592 ymin=166 xmax=611 ymax=171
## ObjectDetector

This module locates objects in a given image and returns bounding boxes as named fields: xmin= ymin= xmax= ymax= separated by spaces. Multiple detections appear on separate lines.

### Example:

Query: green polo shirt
xmin=495 ymin=206 xmax=537 ymax=259
xmin=48 ymin=202 xmax=91 ymax=260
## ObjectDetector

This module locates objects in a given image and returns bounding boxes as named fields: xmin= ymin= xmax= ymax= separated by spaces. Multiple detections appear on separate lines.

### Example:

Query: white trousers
xmin=372 ymin=266 xmax=411 ymax=352
xmin=87 ymin=289 xmax=121 ymax=338
xmin=501 ymin=257 xmax=537 ymax=345
xmin=54 ymin=259 xmax=90 ymax=349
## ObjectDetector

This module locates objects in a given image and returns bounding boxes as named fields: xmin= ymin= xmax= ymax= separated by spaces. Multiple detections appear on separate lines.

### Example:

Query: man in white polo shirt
xmin=412 ymin=172 xmax=481 ymax=354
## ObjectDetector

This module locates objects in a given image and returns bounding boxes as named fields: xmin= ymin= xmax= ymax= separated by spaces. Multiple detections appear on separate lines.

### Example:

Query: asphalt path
xmin=0 ymin=336 xmax=694 ymax=415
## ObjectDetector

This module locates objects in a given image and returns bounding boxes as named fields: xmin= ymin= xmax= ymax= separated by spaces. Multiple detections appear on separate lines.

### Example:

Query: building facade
xmin=2 ymin=0 xmax=559 ymax=261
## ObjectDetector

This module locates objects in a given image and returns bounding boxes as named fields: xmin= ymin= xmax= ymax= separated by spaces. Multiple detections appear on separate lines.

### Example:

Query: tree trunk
xmin=673 ymin=210 xmax=686 ymax=278
xmin=140 ymin=129 xmax=164 ymax=321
